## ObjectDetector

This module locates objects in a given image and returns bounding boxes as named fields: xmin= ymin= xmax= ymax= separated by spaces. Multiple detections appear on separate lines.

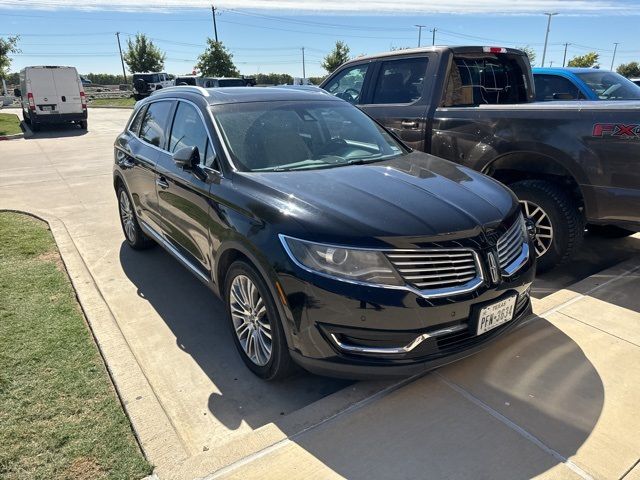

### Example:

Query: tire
xmin=116 ymin=185 xmax=155 ymax=250
xmin=79 ymin=120 xmax=88 ymax=130
xmin=224 ymin=260 xmax=296 ymax=381
xmin=510 ymin=179 xmax=584 ymax=272
xmin=588 ymin=224 xmax=636 ymax=238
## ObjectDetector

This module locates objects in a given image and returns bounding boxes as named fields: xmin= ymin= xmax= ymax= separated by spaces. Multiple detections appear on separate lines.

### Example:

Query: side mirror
xmin=552 ymin=92 xmax=574 ymax=100
xmin=13 ymin=88 xmax=21 ymax=97
xmin=172 ymin=146 xmax=199 ymax=170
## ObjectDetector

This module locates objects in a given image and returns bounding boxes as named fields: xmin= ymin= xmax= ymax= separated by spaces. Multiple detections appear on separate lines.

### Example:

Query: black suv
xmin=113 ymin=86 xmax=535 ymax=380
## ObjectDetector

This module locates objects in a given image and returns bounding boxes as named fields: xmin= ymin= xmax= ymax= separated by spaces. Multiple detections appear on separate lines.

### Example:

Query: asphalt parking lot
xmin=1 ymin=108 xmax=639 ymax=479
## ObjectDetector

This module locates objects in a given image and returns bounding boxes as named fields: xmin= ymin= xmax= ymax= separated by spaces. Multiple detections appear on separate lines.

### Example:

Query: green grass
xmin=88 ymin=97 xmax=135 ymax=107
xmin=0 ymin=213 xmax=152 ymax=480
xmin=0 ymin=113 xmax=22 ymax=136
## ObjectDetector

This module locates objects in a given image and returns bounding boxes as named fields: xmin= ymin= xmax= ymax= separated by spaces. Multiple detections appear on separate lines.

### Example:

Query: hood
xmin=235 ymin=151 xmax=519 ymax=246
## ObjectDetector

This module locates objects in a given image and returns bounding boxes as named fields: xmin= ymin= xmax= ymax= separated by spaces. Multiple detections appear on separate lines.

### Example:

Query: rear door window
xmin=323 ymin=64 xmax=369 ymax=104
xmin=371 ymin=57 xmax=429 ymax=104
xmin=139 ymin=101 xmax=173 ymax=148
xmin=534 ymin=74 xmax=581 ymax=101
xmin=128 ymin=105 xmax=147 ymax=136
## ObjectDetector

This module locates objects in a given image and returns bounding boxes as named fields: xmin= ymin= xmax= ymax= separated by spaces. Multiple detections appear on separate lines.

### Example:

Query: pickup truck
xmin=533 ymin=67 xmax=640 ymax=101
xmin=320 ymin=46 xmax=640 ymax=271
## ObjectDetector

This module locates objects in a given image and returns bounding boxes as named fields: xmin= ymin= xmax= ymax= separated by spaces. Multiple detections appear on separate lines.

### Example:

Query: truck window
xmin=324 ymin=64 xmax=369 ymax=104
xmin=371 ymin=57 xmax=428 ymax=104
xmin=443 ymin=55 xmax=528 ymax=107
xmin=534 ymin=74 xmax=581 ymax=101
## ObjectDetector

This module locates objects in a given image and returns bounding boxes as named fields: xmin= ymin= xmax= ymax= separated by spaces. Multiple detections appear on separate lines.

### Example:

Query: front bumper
xmin=279 ymin=254 xmax=535 ymax=379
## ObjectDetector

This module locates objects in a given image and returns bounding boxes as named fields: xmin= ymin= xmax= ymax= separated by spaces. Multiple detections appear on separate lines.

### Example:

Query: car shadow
xmin=118 ymin=242 xmax=351 ymax=432
xmin=24 ymin=123 xmax=88 ymax=139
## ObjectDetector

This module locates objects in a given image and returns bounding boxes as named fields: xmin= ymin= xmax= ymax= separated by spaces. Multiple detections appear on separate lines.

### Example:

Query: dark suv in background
xmin=113 ymin=86 xmax=534 ymax=380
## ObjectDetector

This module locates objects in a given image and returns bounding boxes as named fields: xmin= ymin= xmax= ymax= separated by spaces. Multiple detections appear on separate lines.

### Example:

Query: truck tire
xmin=588 ymin=225 xmax=636 ymax=238
xmin=510 ymin=180 xmax=584 ymax=272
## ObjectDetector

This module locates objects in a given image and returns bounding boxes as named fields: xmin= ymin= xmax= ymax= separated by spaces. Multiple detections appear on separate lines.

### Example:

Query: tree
xmin=123 ymin=33 xmax=165 ymax=73
xmin=0 ymin=36 xmax=19 ymax=79
xmin=567 ymin=52 xmax=600 ymax=68
xmin=196 ymin=39 xmax=239 ymax=77
xmin=255 ymin=72 xmax=293 ymax=85
xmin=617 ymin=61 xmax=640 ymax=78
xmin=322 ymin=41 xmax=350 ymax=74
xmin=518 ymin=46 xmax=537 ymax=67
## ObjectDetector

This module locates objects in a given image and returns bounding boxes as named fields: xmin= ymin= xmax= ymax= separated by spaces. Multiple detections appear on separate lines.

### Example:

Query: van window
xmin=443 ymin=55 xmax=528 ymax=106
xmin=139 ymin=101 xmax=173 ymax=148
xmin=534 ymin=74 xmax=581 ymax=101
xmin=324 ymin=64 xmax=369 ymax=104
xmin=169 ymin=102 xmax=216 ymax=167
xmin=371 ymin=57 xmax=428 ymax=104
xmin=129 ymin=105 xmax=147 ymax=136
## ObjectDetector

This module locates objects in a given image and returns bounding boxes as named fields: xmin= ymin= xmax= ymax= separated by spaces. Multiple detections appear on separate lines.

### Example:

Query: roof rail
xmin=152 ymin=85 xmax=210 ymax=97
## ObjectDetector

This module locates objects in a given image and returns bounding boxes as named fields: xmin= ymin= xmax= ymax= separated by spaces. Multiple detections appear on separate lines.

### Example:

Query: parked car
xmin=113 ymin=86 xmax=535 ymax=380
xmin=533 ymin=67 xmax=640 ymax=101
xmin=320 ymin=46 xmax=640 ymax=271
xmin=166 ymin=76 xmax=248 ymax=89
xmin=132 ymin=72 xmax=173 ymax=100
xmin=80 ymin=76 xmax=93 ymax=87
xmin=14 ymin=66 xmax=87 ymax=131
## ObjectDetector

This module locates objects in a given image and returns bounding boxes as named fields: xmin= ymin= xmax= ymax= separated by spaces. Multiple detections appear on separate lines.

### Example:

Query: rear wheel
xmin=117 ymin=185 xmax=155 ymax=250
xmin=79 ymin=120 xmax=88 ymax=130
xmin=224 ymin=260 xmax=295 ymax=380
xmin=510 ymin=179 xmax=584 ymax=272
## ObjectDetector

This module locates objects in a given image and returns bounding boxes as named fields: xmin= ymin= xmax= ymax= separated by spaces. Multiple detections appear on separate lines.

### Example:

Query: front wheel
xmin=510 ymin=180 xmax=584 ymax=272
xmin=224 ymin=261 xmax=295 ymax=380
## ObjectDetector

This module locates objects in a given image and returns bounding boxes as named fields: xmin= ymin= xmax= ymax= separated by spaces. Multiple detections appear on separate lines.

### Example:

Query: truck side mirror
xmin=13 ymin=88 xmax=21 ymax=97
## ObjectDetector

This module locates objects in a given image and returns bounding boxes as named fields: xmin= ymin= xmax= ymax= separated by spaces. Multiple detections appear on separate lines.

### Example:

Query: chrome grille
xmin=385 ymin=250 xmax=479 ymax=291
xmin=496 ymin=214 xmax=526 ymax=270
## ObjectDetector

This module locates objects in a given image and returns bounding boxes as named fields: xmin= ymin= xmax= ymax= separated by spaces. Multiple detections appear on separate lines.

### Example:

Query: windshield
xmin=218 ymin=79 xmax=246 ymax=87
xmin=213 ymin=101 xmax=406 ymax=172
xmin=575 ymin=71 xmax=640 ymax=100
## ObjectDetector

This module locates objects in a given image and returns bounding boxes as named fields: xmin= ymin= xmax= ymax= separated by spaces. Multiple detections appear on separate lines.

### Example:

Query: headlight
xmin=280 ymin=235 xmax=403 ymax=286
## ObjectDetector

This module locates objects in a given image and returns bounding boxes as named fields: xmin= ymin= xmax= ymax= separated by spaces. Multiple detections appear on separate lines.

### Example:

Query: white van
xmin=15 ymin=66 xmax=88 ymax=131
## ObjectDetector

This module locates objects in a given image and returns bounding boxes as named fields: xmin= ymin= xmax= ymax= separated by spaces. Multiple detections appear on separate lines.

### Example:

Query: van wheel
xmin=510 ymin=180 xmax=584 ymax=272
xmin=117 ymin=185 xmax=155 ymax=250
xmin=224 ymin=260 xmax=296 ymax=381
xmin=79 ymin=120 xmax=88 ymax=130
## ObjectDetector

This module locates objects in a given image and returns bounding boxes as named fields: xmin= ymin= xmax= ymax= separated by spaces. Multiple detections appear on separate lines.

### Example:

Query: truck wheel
xmin=588 ymin=225 xmax=636 ymax=238
xmin=510 ymin=180 xmax=584 ymax=272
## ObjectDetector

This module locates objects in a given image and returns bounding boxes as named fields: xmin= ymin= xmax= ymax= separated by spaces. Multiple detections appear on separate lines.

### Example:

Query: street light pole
xmin=414 ymin=25 xmax=426 ymax=47
xmin=541 ymin=12 xmax=558 ymax=68
xmin=610 ymin=42 xmax=619 ymax=71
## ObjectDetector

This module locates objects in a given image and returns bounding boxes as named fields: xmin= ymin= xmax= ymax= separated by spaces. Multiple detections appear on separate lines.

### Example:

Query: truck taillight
xmin=483 ymin=47 xmax=507 ymax=54
xmin=80 ymin=91 xmax=87 ymax=110
xmin=27 ymin=92 xmax=35 ymax=110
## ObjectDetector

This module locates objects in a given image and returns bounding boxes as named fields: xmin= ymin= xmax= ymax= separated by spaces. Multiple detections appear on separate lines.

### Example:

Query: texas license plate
xmin=41 ymin=106 xmax=53 ymax=111
xmin=476 ymin=296 xmax=517 ymax=335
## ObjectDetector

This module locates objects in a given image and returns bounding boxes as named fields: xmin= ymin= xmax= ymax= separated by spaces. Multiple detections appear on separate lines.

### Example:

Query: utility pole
xmin=610 ymin=42 xmax=619 ymax=70
xmin=549 ymin=61 xmax=554 ymax=67
xmin=562 ymin=42 xmax=570 ymax=67
xmin=302 ymin=47 xmax=306 ymax=80
xmin=541 ymin=12 xmax=558 ymax=67
xmin=115 ymin=32 xmax=127 ymax=84
xmin=415 ymin=25 xmax=426 ymax=47
xmin=211 ymin=5 xmax=219 ymax=42
xmin=431 ymin=27 xmax=437 ymax=46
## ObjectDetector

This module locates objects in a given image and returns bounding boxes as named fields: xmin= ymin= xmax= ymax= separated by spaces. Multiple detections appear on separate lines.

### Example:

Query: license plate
xmin=476 ymin=296 xmax=517 ymax=335
xmin=41 ymin=106 xmax=53 ymax=111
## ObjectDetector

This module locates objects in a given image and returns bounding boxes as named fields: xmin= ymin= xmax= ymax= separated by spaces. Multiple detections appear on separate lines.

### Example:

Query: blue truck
xmin=533 ymin=67 xmax=640 ymax=101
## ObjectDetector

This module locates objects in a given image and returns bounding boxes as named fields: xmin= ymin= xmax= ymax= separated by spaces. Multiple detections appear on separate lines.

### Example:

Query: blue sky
xmin=1 ymin=0 xmax=640 ymax=77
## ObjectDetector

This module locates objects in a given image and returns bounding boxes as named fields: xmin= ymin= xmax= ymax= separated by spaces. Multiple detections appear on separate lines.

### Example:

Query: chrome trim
xmin=329 ymin=324 xmax=468 ymax=355
xmin=139 ymin=220 xmax=211 ymax=284
xmin=503 ymin=243 xmax=530 ymax=277
xmin=278 ymin=234 xmax=485 ymax=299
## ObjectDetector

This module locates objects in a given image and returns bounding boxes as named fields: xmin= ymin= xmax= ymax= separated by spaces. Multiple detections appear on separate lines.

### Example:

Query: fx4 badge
xmin=593 ymin=123 xmax=640 ymax=138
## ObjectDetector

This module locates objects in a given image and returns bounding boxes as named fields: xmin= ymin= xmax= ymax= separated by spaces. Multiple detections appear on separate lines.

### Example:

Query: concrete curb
xmin=0 ymin=209 xmax=189 ymax=478
xmin=0 ymin=132 xmax=23 ymax=140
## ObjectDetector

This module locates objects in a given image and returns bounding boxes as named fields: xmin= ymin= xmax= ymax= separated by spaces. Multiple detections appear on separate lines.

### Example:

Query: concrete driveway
xmin=1 ymin=108 xmax=639 ymax=479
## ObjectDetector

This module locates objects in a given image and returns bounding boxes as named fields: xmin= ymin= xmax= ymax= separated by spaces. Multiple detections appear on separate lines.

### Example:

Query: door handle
xmin=156 ymin=177 xmax=169 ymax=189
xmin=401 ymin=120 xmax=419 ymax=129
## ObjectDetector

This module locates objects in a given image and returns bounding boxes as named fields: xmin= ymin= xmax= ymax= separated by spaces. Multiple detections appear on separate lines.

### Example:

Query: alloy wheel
xmin=229 ymin=275 xmax=272 ymax=366
xmin=520 ymin=200 xmax=554 ymax=258
xmin=119 ymin=190 xmax=136 ymax=242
